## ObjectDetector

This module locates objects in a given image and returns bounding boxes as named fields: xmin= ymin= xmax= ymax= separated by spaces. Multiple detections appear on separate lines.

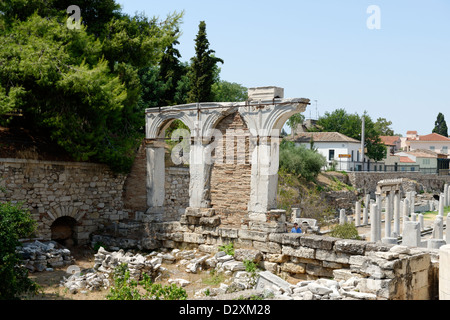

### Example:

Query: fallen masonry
xmin=18 ymin=240 xmax=74 ymax=272
xmin=56 ymin=242 xmax=439 ymax=300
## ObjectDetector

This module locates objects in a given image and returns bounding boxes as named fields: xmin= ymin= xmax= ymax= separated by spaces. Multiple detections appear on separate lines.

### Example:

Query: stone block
xmin=235 ymin=238 xmax=253 ymax=248
xmin=253 ymin=241 xmax=281 ymax=254
xmin=281 ymin=233 xmax=302 ymax=246
xmin=268 ymin=233 xmax=283 ymax=244
xmin=234 ymin=249 xmax=263 ymax=263
xmin=199 ymin=216 xmax=221 ymax=227
xmin=255 ymin=271 xmax=291 ymax=293
xmin=238 ymin=230 xmax=269 ymax=242
xmin=200 ymin=208 xmax=216 ymax=217
xmin=166 ymin=233 xmax=184 ymax=242
xmin=306 ymin=264 xmax=333 ymax=278
xmin=300 ymin=235 xmax=337 ymax=250
xmin=265 ymin=254 xmax=289 ymax=263
xmin=184 ymin=208 xmax=203 ymax=218
xmin=219 ymin=228 xmax=239 ymax=239
xmin=280 ymin=262 xmax=306 ymax=274
xmin=333 ymin=269 xmax=357 ymax=281
xmin=281 ymin=245 xmax=315 ymax=260
xmin=322 ymin=261 xmax=344 ymax=269
xmin=334 ymin=239 xmax=366 ymax=255
xmin=412 ymin=269 xmax=429 ymax=289
xmin=356 ymin=278 xmax=397 ymax=299
xmin=249 ymin=221 xmax=286 ymax=233
xmin=259 ymin=261 xmax=278 ymax=273
xmin=408 ymin=253 xmax=431 ymax=273
xmin=183 ymin=233 xmax=205 ymax=244
xmin=315 ymin=249 xmax=350 ymax=264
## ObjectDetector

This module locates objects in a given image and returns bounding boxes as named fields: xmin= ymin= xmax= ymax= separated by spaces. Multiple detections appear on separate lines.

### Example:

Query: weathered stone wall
xmin=0 ymin=156 xmax=191 ymax=242
xmin=348 ymin=172 xmax=450 ymax=195
xmin=210 ymin=112 xmax=252 ymax=227
xmin=163 ymin=167 xmax=190 ymax=222
xmin=0 ymin=158 xmax=127 ymax=244
xmin=91 ymin=207 xmax=439 ymax=300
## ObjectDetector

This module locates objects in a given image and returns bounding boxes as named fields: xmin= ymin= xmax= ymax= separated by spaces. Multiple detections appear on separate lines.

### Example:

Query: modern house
xmin=380 ymin=136 xmax=402 ymax=154
xmin=291 ymin=132 xmax=367 ymax=171
xmin=394 ymin=149 xmax=449 ymax=174
xmin=403 ymin=132 xmax=450 ymax=154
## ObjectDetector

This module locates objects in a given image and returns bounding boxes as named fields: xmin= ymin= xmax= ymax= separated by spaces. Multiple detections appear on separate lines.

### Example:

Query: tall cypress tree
xmin=433 ymin=113 xmax=448 ymax=137
xmin=159 ymin=30 xmax=185 ymax=106
xmin=187 ymin=21 xmax=223 ymax=103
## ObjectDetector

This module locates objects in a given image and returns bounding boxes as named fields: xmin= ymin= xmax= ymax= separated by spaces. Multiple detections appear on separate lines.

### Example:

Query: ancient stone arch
xmin=40 ymin=205 xmax=86 ymax=242
xmin=144 ymin=87 xmax=310 ymax=223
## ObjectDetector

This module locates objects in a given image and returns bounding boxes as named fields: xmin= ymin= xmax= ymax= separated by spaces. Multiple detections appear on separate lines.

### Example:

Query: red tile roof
xmin=399 ymin=156 xmax=415 ymax=163
xmin=416 ymin=133 xmax=450 ymax=142
xmin=380 ymin=136 xmax=401 ymax=146
xmin=291 ymin=132 xmax=360 ymax=143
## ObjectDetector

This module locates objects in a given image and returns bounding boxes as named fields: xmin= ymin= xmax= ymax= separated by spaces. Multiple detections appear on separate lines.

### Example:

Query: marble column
xmin=393 ymin=193 xmax=401 ymax=237
xmin=355 ymin=201 xmax=361 ymax=227
xmin=371 ymin=203 xmax=381 ymax=242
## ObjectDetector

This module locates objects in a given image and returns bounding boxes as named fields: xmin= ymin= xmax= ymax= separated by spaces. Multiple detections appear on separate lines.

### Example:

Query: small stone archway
xmin=51 ymin=216 xmax=77 ymax=246
xmin=40 ymin=205 xmax=86 ymax=244
xmin=144 ymin=87 xmax=310 ymax=223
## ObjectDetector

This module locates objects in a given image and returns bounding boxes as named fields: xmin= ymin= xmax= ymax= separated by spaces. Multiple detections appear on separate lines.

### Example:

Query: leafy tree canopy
xmin=0 ymin=1 xmax=182 ymax=172
xmin=310 ymin=109 xmax=386 ymax=161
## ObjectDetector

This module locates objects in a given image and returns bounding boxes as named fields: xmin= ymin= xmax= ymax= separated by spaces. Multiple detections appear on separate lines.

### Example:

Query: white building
xmin=291 ymin=132 xmax=367 ymax=171
xmin=403 ymin=132 xmax=450 ymax=154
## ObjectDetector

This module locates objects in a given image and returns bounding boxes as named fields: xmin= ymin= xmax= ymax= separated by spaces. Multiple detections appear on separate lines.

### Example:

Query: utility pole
xmin=361 ymin=115 xmax=365 ymax=171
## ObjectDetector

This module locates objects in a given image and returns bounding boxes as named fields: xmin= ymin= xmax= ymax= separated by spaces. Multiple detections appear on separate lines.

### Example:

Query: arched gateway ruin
xmin=144 ymin=87 xmax=309 ymax=224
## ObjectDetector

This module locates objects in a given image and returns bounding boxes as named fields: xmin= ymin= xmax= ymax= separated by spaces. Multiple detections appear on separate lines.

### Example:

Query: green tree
xmin=286 ymin=113 xmax=305 ymax=136
xmin=374 ymin=117 xmax=395 ymax=136
xmin=0 ymin=4 xmax=182 ymax=173
xmin=187 ymin=21 xmax=223 ymax=103
xmin=432 ymin=113 xmax=448 ymax=137
xmin=158 ymin=31 xmax=187 ymax=106
xmin=0 ymin=202 xmax=39 ymax=299
xmin=212 ymin=80 xmax=247 ymax=102
xmin=312 ymin=109 xmax=386 ymax=161
xmin=279 ymin=139 xmax=327 ymax=181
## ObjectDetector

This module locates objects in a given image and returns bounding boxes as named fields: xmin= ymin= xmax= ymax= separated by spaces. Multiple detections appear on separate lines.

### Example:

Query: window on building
xmin=443 ymin=146 xmax=448 ymax=154
xmin=329 ymin=149 xmax=335 ymax=161
xmin=351 ymin=150 xmax=354 ymax=162
xmin=430 ymin=146 xmax=435 ymax=151
xmin=423 ymin=159 xmax=430 ymax=165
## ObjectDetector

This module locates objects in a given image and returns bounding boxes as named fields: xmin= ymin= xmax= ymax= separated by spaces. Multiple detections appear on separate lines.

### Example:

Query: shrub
xmin=219 ymin=242 xmax=234 ymax=256
xmin=107 ymin=263 xmax=187 ymax=300
xmin=279 ymin=140 xmax=326 ymax=181
xmin=329 ymin=223 xmax=361 ymax=240
xmin=0 ymin=202 xmax=39 ymax=299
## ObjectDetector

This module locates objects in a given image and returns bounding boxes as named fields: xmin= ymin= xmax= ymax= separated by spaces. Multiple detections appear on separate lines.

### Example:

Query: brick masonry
xmin=210 ymin=112 xmax=253 ymax=227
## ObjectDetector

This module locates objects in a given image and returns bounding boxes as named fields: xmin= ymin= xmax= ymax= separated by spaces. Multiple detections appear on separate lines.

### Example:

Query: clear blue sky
xmin=117 ymin=0 xmax=450 ymax=136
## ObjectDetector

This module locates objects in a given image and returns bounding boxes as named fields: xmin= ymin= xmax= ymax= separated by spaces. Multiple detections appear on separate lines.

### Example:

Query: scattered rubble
xmin=18 ymin=240 xmax=74 ymax=272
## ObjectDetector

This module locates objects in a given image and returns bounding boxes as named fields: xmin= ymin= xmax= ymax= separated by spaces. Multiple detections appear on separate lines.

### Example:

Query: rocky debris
xmin=62 ymin=270 xmax=110 ymax=294
xmin=255 ymin=271 xmax=376 ymax=300
xmin=60 ymin=247 xmax=170 ymax=294
xmin=93 ymin=247 xmax=163 ymax=281
xmin=17 ymin=240 xmax=74 ymax=272
xmin=233 ymin=249 xmax=263 ymax=263
xmin=168 ymin=278 xmax=190 ymax=287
